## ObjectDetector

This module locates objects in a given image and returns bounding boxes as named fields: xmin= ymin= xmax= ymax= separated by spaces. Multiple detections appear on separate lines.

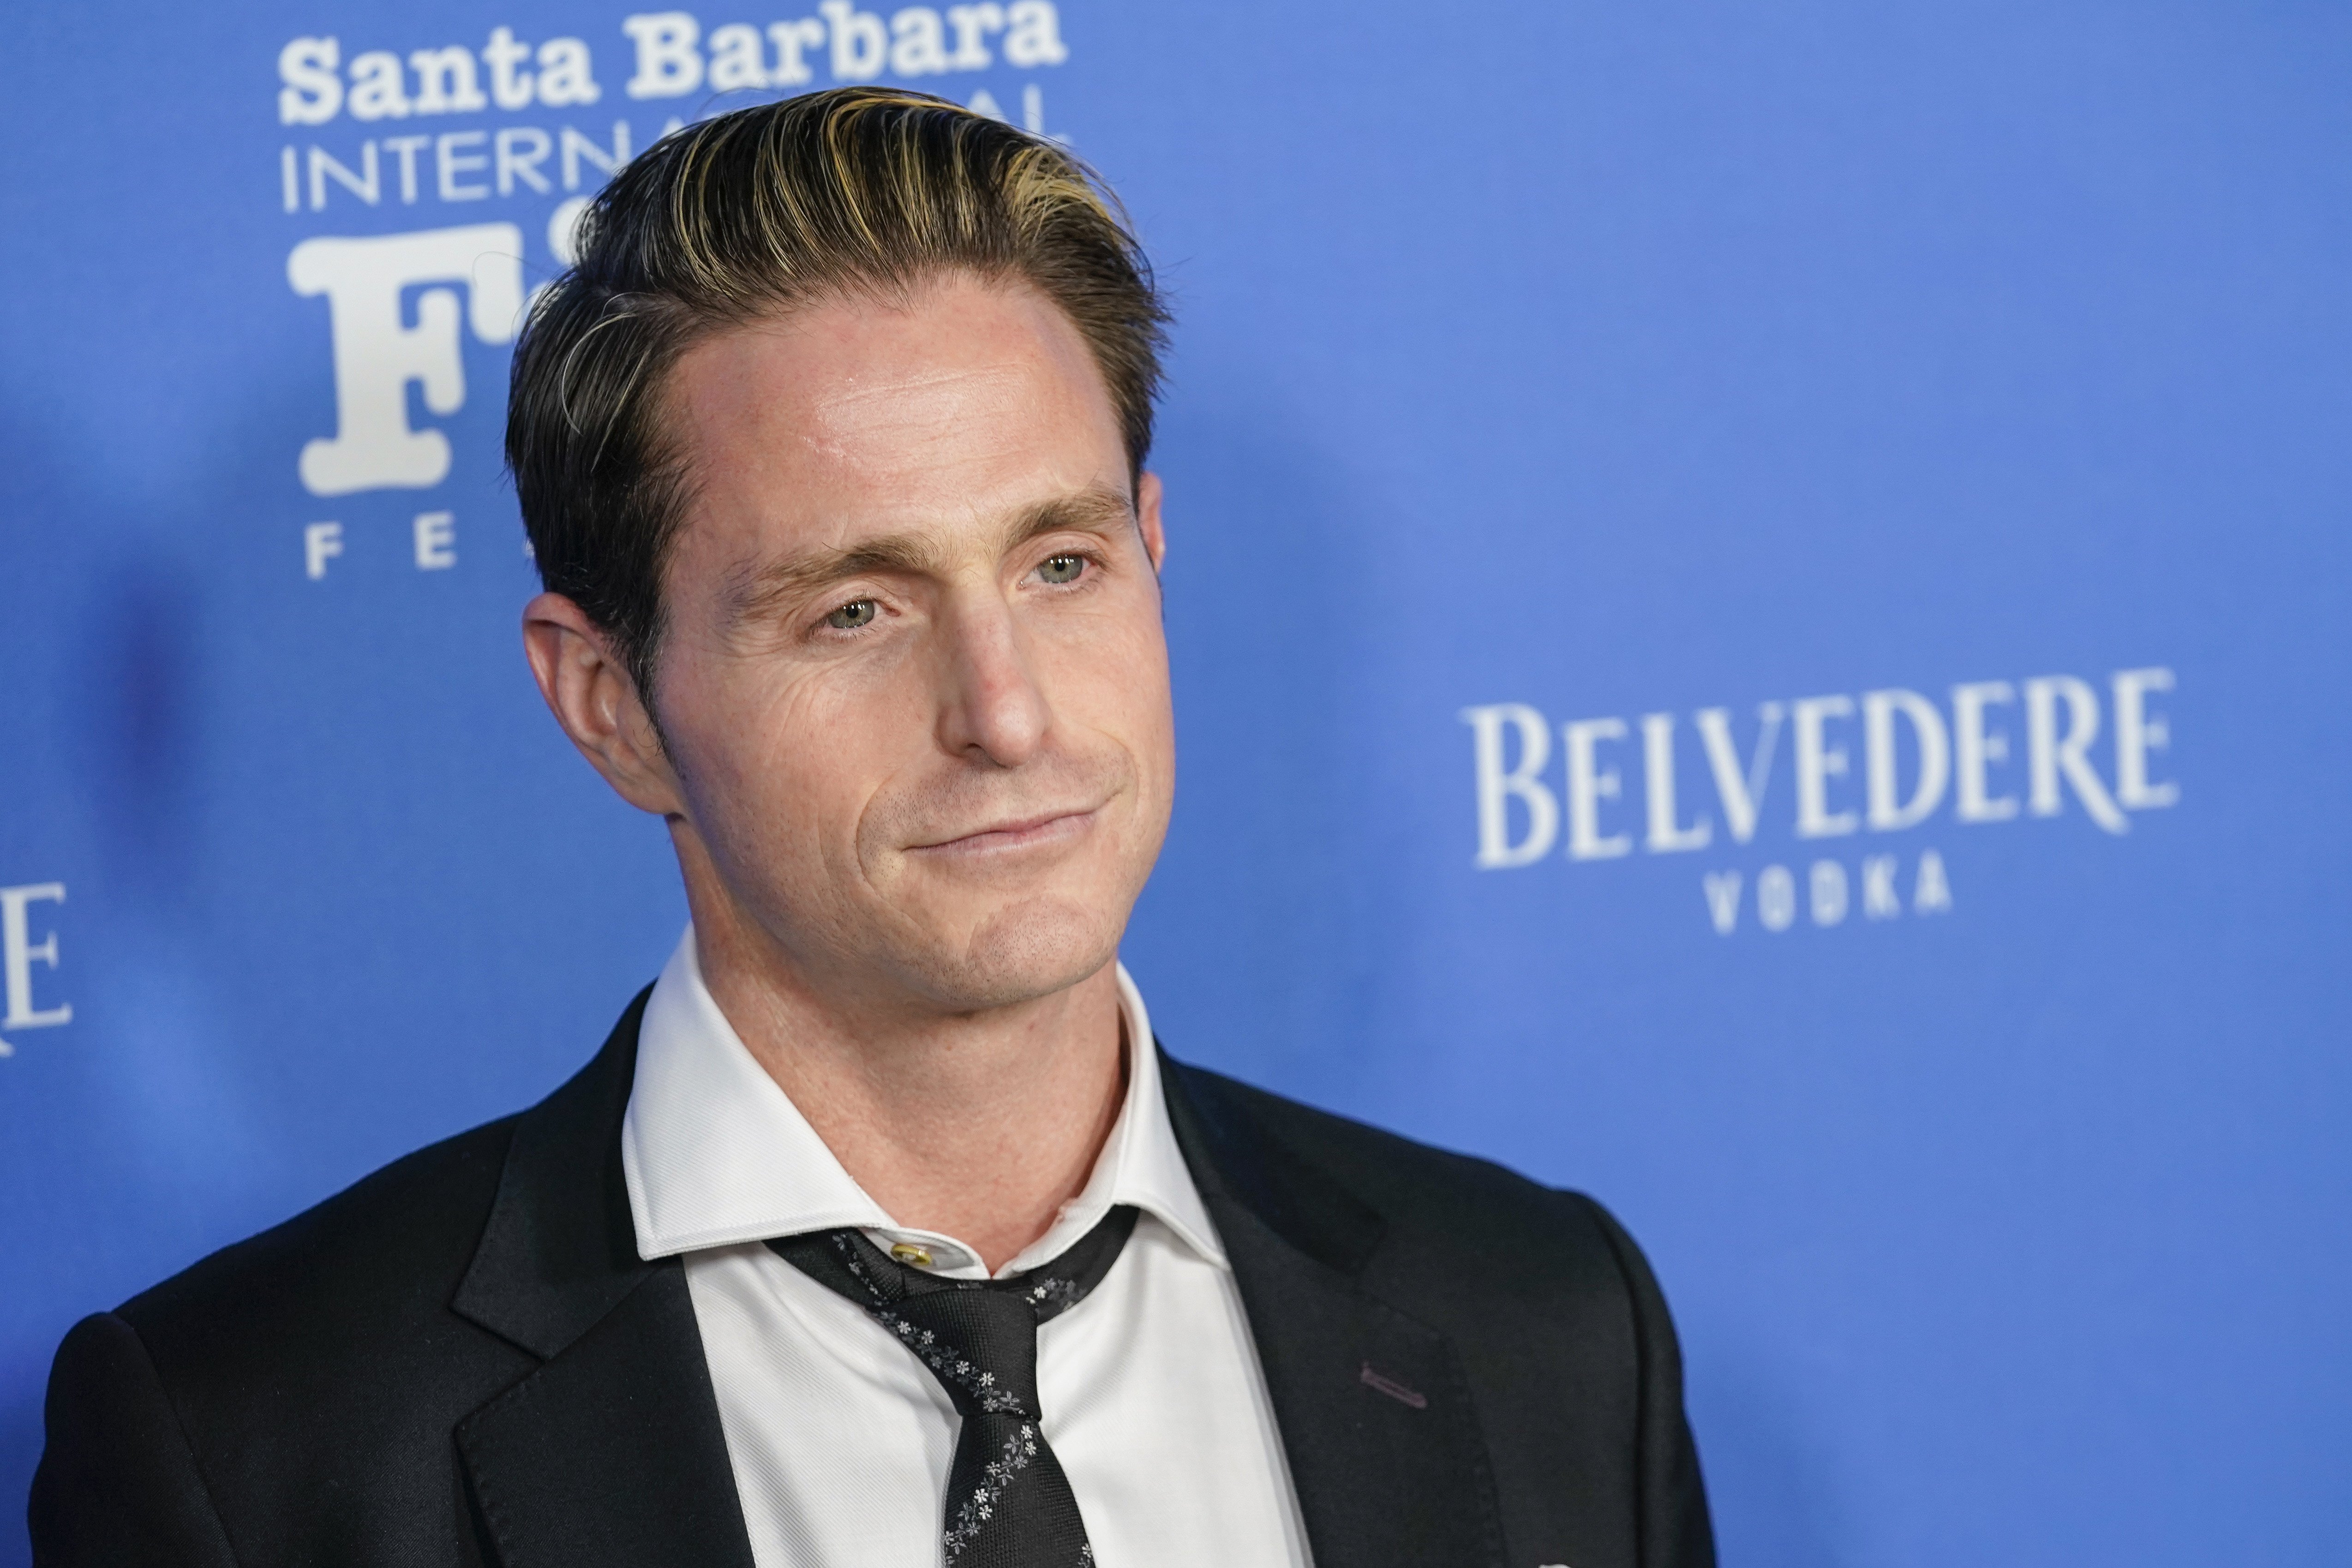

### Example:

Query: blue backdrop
xmin=4 ymin=3 xmax=2347 ymax=1562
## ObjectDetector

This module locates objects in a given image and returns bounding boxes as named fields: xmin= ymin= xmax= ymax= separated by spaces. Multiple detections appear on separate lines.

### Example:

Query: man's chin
xmin=892 ymin=896 xmax=1124 ymax=1015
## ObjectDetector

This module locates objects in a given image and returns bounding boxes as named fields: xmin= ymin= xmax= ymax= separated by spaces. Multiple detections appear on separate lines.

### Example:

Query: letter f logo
xmin=288 ymin=224 xmax=525 ymax=496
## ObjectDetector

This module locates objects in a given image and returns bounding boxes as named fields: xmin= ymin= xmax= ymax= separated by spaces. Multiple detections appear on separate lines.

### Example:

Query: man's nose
xmin=933 ymin=584 xmax=1051 ymax=767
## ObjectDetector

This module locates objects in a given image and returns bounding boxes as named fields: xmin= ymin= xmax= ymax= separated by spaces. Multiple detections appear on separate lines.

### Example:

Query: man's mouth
xmin=908 ymin=806 xmax=1102 ymax=856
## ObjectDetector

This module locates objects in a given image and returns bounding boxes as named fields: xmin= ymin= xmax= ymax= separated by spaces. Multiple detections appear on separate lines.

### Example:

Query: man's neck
xmin=688 ymin=908 xmax=1129 ymax=1274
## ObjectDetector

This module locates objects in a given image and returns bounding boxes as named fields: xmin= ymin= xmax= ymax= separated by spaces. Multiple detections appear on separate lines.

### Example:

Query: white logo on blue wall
xmin=276 ymin=7 xmax=1067 ymax=132
xmin=1460 ymin=668 xmax=2177 ymax=934
xmin=290 ymin=225 xmax=525 ymax=496
xmin=615 ymin=5 xmax=1068 ymax=99
xmin=0 ymin=883 xmax=71 ymax=1058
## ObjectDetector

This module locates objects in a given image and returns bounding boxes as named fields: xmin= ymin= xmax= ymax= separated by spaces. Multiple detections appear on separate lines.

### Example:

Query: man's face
xmin=646 ymin=275 xmax=1173 ymax=1015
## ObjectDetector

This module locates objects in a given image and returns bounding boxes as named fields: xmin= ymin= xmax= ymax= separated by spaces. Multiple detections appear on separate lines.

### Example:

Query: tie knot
xmin=766 ymin=1205 xmax=1140 ymax=1423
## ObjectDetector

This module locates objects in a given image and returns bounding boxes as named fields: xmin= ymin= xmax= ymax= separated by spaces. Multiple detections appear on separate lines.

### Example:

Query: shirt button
xmin=889 ymin=1242 xmax=934 ymax=1268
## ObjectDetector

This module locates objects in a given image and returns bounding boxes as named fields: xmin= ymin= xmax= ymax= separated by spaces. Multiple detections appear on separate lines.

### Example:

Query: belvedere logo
xmin=1461 ymin=667 xmax=2177 ymax=934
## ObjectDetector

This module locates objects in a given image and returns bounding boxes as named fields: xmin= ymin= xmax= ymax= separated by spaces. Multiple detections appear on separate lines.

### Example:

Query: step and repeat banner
xmin=2 ymin=3 xmax=2346 ymax=1563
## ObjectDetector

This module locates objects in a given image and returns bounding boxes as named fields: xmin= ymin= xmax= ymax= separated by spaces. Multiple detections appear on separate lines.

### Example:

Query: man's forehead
xmin=695 ymin=347 xmax=1062 ymax=472
xmin=674 ymin=283 xmax=1124 ymax=515
xmin=679 ymin=281 xmax=1114 ymax=449
xmin=802 ymin=361 xmax=1040 ymax=459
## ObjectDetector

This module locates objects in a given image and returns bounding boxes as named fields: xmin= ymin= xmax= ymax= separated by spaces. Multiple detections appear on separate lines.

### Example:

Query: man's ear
xmin=1136 ymin=470 xmax=1168 ymax=573
xmin=521 ymin=592 xmax=686 ymax=817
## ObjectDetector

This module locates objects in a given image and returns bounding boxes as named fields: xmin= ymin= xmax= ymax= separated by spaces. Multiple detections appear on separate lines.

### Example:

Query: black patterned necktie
xmin=767 ymin=1205 xmax=1138 ymax=1568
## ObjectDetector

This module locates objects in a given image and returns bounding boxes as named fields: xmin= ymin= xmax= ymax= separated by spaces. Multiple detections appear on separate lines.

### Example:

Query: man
xmin=30 ymin=89 xmax=1712 ymax=1568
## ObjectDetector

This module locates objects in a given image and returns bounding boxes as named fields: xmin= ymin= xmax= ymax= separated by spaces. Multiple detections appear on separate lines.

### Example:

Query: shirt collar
xmin=621 ymin=928 xmax=1225 ymax=1279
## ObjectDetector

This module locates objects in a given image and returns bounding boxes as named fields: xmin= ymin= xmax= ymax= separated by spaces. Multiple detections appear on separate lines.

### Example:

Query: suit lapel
xmin=1162 ymin=1054 xmax=1506 ymax=1568
xmin=455 ymin=1267 xmax=754 ymax=1568
xmin=448 ymin=989 xmax=757 ymax=1568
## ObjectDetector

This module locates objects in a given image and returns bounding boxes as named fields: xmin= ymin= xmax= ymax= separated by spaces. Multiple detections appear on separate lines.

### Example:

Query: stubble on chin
xmin=883 ymin=888 xmax=1129 ymax=1015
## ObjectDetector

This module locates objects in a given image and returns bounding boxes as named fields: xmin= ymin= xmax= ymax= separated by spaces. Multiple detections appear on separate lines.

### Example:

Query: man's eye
xmin=825 ymin=599 xmax=878 ymax=630
xmin=1038 ymin=554 xmax=1085 ymax=585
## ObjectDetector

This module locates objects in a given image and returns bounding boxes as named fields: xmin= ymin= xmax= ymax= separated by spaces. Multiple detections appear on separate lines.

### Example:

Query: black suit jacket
xmin=30 ymin=991 xmax=1713 ymax=1568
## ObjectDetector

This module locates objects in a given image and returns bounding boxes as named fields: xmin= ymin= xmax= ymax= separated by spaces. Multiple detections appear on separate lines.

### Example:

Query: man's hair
xmin=507 ymin=87 xmax=1168 ymax=702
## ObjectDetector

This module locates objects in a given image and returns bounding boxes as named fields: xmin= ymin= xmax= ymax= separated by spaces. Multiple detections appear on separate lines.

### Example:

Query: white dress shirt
xmin=621 ymin=930 xmax=1314 ymax=1568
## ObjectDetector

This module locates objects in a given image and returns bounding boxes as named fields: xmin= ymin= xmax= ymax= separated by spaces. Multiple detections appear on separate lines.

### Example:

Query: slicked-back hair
xmin=506 ymin=87 xmax=1169 ymax=704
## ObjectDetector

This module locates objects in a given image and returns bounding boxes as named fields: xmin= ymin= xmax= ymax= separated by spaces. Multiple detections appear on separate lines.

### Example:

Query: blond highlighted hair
xmin=508 ymin=87 xmax=1168 ymax=698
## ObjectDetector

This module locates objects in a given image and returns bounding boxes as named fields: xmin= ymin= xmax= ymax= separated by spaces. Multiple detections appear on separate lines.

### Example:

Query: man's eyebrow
xmin=994 ymin=484 xmax=1137 ymax=554
xmin=721 ymin=532 xmax=947 ymax=623
xmin=723 ymin=485 xmax=1137 ymax=622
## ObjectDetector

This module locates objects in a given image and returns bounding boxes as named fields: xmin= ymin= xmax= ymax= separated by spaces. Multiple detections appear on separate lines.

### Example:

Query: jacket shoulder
xmin=1168 ymin=1059 xmax=1715 ymax=1568
xmin=1167 ymin=1058 xmax=1666 ymax=1381
xmin=114 ymin=1113 xmax=534 ymax=1430
xmin=41 ymin=1118 xmax=549 ymax=1568
xmin=1171 ymin=1059 xmax=1623 ymax=1262
xmin=124 ymin=1115 xmax=517 ymax=1335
